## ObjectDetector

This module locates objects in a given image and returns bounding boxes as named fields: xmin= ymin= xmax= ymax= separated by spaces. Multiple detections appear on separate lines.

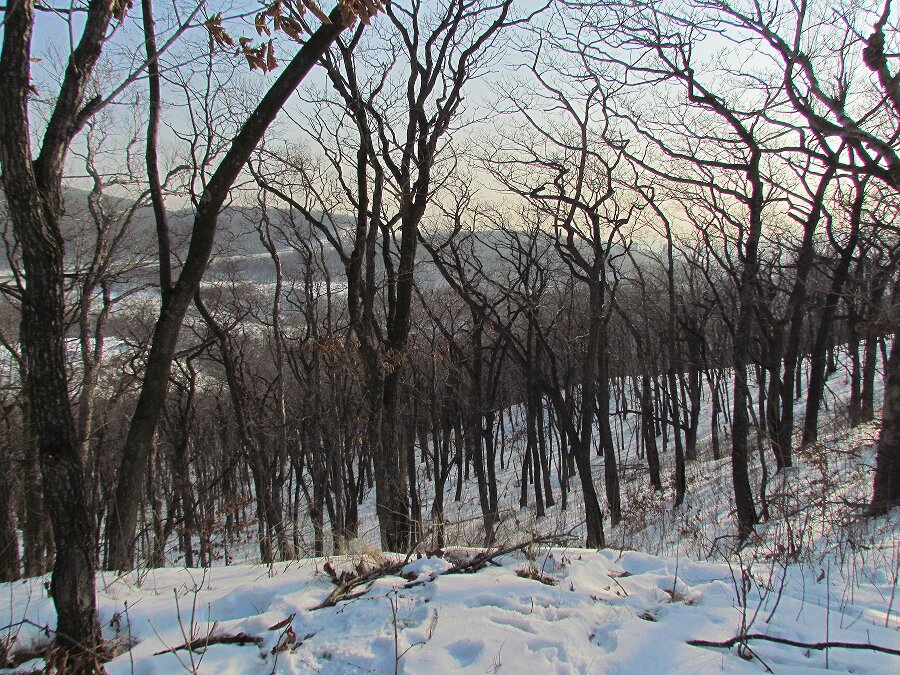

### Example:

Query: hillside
xmin=3 ymin=361 xmax=899 ymax=673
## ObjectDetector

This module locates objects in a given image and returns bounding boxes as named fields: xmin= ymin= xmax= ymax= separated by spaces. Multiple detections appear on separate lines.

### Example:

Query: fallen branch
xmin=434 ymin=533 xmax=570 ymax=578
xmin=313 ymin=561 xmax=408 ymax=610
xmin=397 ymin=533 xmax=576 ymax=592
xmin=310 ymin=532 xmax=574 ymax=610
xmin=153 ymin=632 xmax=263 ymax=655
xmin=688 ymin=633 xmax=900 ymax=657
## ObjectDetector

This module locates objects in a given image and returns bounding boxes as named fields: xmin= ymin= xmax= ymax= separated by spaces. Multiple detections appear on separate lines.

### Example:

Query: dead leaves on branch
xmin=204 ymin=0 xmax=383 ymax=74
xmin=112 ymin=0 xmax=133 ymax=24
xmin=205 ymin=14 xmax=236 ymax=50
xmin=254 ymin=1 xmax=310 ymax=43
xmin=340 ymin=0 xmax=383 ymax=26
xmin=239 ymin=37 xmax=279 ymax=73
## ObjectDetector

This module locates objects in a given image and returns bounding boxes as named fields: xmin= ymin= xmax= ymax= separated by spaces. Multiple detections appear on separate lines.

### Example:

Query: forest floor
xmin=3 ymin=358 xmax=900 ymax=673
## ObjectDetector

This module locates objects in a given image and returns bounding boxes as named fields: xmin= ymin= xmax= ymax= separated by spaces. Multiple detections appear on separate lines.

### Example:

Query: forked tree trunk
xmin=801 ymin=179 xmax=863 ymax=447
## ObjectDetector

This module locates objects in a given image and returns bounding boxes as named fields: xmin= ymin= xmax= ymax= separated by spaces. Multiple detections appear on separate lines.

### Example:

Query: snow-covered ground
xmin=3 ymin=348 xmax=899 ymax=673
xmin=3 ymin=512 xmax=900 ymax=673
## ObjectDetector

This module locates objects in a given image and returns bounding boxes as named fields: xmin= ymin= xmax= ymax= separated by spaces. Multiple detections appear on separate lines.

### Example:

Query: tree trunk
xmin=22 ymin=242 xmax=102 ymax=662
xmin=468 ymin=322 xmax=496 ymax=543
xmin=641 ymin=374 xmax=663 ymax=490
xmin=730 ymin=151 xmax=764 ymax=541
xmin=870 ymin=337 xmax=900 ymax=515
xmin=0 ymin=0 xmax=120 ymax=660
xmin=849 ymin=323 xmax=862 ymax=427
xmin=861 ymin=330 xmax=880 ymax=423
xmin=0 ymin=444 xmax=19 ymax=581
xmin=20 ymin=398 xmax=47 ymax=577
xmin=1 ymin=131 xmax=102 ymax=672
xmin=773 ymin=162 xmax=837 ymax=468
xmin=598 ymin=348 xmax=621 ymax=526
xmin=668 ymin=366 xmax=687 ymax=506
xmin=708 ymin=369 xmax=722 ymax=461
xmin=684 ymin=342 xmax=703 ymax=463
xmin=568 ymin=280 xmax=607 ymax=544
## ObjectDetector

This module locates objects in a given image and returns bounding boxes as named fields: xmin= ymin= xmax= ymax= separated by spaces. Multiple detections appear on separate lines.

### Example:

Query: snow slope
xmin=4 ymin=532 xmax=900 ymax=674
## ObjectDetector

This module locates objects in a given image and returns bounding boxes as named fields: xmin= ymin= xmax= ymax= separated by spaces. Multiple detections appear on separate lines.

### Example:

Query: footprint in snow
xmin=590 ymin=622 xmax=619 ymax=651
xmin=446 ymin=638 xmax=485 ymax=667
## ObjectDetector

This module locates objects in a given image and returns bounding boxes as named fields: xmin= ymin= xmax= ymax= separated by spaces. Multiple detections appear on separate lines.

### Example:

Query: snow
xmin=4 ymin=535 xmax=900 ymax=673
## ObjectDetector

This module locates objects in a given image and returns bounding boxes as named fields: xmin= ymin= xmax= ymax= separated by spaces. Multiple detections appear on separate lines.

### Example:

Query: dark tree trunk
xmin=684 ymin=339 xmax=703 ymax=463
xmin=536 ymin=396 xmax=555 ymax=507
xmin=708 ymin=369 xmax=722 ymax=461
xmin=860 ymin=269 xmax=892 ymax=422
xmin=525 ymin=340 xmax=546 ymax=517
xmin=870 ymin=337 xmax=900 ymax=515
xmin=468 ymin=322 xmax=496 ymax=544
xmin=730 ymin=150 xmax=764 ymax=541
xmin=21 ymin=399 xmax=48 ymax=577
xmin=571 ymin=278 xmax=609 ymax=547
xmin=641 ymin=374 xmax=663 ymax=490
xmin=21 ymin=234 xmax=102 ymax=662
xmin=380 ymin=368 xmax=411 ymax=551
xmin=0 ymin=443 xmax=19 ymax=581
xmin=861 ymin=326 xmax=881 ymax=423
xmin=773 ymin=161 xmax=837 ymax=468
xmin=762 ymin=334 xmax=787 ymax=471
xmin=598 ymin=348 xmax=621 ymax=526
xmin=484 ymin=410 xmax=499 ymax=518
xmin=849 ymin=323 xmax=863 ymax=427
xmin=544 ymin=380 xmax=605 ymax=548
xmin=406 ymin=404 xmax=422 ymax=543
xmin=827 ymin=341 xmax=838 ymax=376
xmin=175 ymin=432 xmax=195 ymax=569
xmin=668 ymin=366 xmax=687 ymax=507
xmin=0 ymin=0 xmax=119 ymax=660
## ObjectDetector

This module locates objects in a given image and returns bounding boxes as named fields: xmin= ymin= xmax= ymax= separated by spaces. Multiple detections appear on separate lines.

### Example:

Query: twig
xmin=826 ymin=561 xmax=831 ymax=669
xmin=432 ymin=533 xmax=572 ymax=578
xmin=687 ymin=633 xmax=900 ymax=657
xmin=389 ymin=591 xmax=400 ymax=675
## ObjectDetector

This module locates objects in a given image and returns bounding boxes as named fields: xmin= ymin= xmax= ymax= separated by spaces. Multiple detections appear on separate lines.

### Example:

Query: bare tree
xmin=256 ymin=0 xmax=526 ymax=550
xmin=682 ymin=0 xmax=900 ymax=517
xmin=105 ymin=0 xmax=378 ymax=572
xmin=484 ymin=46 xmax=638 ymax=534
xmin=0 ymin=1 xmax=132 ymax=661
